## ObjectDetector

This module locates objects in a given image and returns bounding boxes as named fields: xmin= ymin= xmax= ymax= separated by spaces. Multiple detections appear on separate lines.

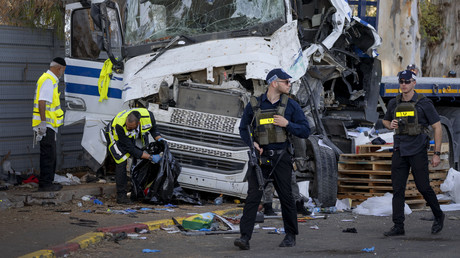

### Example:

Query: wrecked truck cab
xmin=64 ymin=0 xmax=381 ymax=207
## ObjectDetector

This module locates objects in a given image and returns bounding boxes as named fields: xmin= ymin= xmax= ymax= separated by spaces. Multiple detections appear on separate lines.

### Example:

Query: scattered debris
xmin=182 ymin=212 xmax=214 ymax=230
xmin=342 ymin=228 xmax=357 ymax=233
xmin=310 ymin=225 xmax=319 ymax=230
xmin=81 ymin=195 xmax=93 ymax=201
xmin=135 ymin=228 xmax=150 ymax=234
xmin=127 ymin=233 xmax=147 ymax=240
xmin=54 ymin=173 xmax=81 ymax=185
xmin=142 ymin=249 xmax=160 ymax=253
xmin=361 ymin=246 xmax=375 ymax=253
xmin=267 ymin=228 xmax=285 ymax=235
xmin=110 ymin=232 xmax=127 ymax=244
xmin=353 ymin=193 xmax=411 ymax=216
xmin=70 ymin=217 xmax=98 ymax=227
xmin=93 ymin=199 xmax=103 ymax=205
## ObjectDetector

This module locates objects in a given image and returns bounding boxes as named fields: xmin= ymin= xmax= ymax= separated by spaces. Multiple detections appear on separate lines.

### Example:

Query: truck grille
xmin=157 ymin=124 xmax=246 ymax=149
xmin=170 ymin=109 xmax=237 ymax=134
xmin=171 ymin=151 xmax=245 ymax=173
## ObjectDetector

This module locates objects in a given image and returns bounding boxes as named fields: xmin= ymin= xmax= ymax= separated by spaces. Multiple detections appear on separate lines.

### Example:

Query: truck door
xmin=64 ymin=1 xmax=124 ymax=124
xmin=64 ymin=1 xmax=125 ymax=165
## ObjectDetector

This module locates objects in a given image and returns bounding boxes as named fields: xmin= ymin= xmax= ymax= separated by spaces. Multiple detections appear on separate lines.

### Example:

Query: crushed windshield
xmin=125 ymin=0 xmax=285 ymax=46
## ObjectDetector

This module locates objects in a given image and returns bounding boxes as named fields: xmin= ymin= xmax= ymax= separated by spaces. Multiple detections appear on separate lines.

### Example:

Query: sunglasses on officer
xmin=276 ymin=79 xmax=290 ymax=85
xmin=399 ymin=79 xmax=414 ymax=85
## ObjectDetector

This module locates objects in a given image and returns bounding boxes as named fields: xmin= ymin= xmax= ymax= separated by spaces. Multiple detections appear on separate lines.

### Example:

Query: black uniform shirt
xmin=239 ymin=93 xmax=310 ymax=150
xmin=384 ymin=92 xmax=440 ymax=156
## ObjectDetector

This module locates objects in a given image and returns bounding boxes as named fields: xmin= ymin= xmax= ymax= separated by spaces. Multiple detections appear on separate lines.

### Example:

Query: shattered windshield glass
xmin=125 ymin=0 xmax=285 ymax=46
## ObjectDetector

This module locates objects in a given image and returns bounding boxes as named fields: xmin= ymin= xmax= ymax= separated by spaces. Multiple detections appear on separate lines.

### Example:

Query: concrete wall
xmin=0 ymin=25 xmax=84 ymax=174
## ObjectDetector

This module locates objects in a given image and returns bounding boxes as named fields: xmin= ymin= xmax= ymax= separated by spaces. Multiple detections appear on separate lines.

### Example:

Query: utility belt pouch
xmin=259 ymin=156 xmax=272 ymax=167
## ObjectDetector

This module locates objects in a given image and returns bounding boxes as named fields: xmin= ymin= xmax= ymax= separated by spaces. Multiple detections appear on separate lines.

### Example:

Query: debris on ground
xmin=361 ymin=246 xmax=375 ymax=253
xmin=142 ymin=249 xmax=160 ymax=253
xmin=69 ymin=217 xmax=98 ymax=227
xmin=353 ymin=193 xmax=412 ymax=216
xmin=342 ymin=228 xmax=357 ymax=233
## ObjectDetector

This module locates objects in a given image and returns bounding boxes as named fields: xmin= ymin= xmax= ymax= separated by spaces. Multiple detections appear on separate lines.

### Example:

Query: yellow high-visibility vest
xmin=107 ymin=108 xmax=153 ymax=164
xmin=32 ymin=72 xmax=64 ymax=128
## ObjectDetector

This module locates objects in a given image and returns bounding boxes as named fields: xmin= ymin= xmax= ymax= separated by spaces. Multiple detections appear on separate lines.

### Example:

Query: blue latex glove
xmin=150 ymin=154 xmax=162 ymax=163
xmin=157 ymin=137 xmax=164 ymax=142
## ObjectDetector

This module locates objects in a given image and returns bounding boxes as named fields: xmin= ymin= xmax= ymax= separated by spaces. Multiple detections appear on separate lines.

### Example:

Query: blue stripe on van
xmin=65 ymin=82 xmax=122 ymax=99
xmin=65 ymin=65 xmax=101 ymax=78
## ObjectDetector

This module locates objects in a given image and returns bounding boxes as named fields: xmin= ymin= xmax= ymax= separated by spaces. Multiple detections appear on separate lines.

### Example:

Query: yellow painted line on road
xmin=18 ymin=249 xmax=54 ymax=258
xmin=213 ymin=208 xmax=243 ymax=216
xmin=67 ymin=232 xmax=105 ymax=249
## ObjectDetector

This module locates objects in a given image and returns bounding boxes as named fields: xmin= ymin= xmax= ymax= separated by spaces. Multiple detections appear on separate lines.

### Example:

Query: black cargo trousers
xmin=39 ymin=128 xmax=57 ymax=187
xmin=391 ymin=149 xmax=443 ymax=227
xmin=239 ymin=151 xmax=298 ymax=240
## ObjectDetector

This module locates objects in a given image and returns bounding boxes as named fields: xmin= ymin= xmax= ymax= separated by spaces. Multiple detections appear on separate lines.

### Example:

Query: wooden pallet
xmin=338 ymin=145 xmax=449 ymax=209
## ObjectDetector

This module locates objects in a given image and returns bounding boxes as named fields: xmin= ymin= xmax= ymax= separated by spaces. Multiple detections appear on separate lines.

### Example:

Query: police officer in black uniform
xmin=234 ymin=68 xmax=310 ymax=250
xmin=382 ymin=70 xmax=445 ymax=236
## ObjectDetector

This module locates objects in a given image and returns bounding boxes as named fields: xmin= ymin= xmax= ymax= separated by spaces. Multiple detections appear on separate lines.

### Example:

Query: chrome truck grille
xmin=170 ymin=108 xmax=237 ymax=134
xmin=157 ymin=123 xmax=246 ymax=149
xmin=156 ymin=110 xmax=247 ymax=172
xmin=172 ymin=150 xmax=245 ymax=173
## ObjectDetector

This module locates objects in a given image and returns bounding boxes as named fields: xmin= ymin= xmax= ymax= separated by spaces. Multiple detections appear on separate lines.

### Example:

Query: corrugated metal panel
xmin=0 ymin=26 xmax=85 ymax=173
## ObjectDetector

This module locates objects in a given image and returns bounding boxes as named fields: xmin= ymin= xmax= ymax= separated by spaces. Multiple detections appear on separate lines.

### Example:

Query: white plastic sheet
xmin=352 ymin=192 xmax=412 ymax=216
xmin=53 ymin=173 xmax=81 ymax=185
xmin=336 ymin=198 xmax=352 ymax=211
xmin=440 ymin=168 xmax=460 ymax=203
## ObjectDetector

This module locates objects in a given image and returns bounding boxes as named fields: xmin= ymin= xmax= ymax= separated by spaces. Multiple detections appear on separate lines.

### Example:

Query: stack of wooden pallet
xmin=337 ymin=143 xmax=450 ymax=209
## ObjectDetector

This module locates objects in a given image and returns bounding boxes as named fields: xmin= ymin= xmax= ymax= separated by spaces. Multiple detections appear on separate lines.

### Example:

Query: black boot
xmin=263 ymin=203 xmax=276 ymax=216
xmin=279 ymin=233 xmax=296 ymax=247
xmin=117 ymin=192 xmax=133 ymax=205
xmin=383 ymin=226 xmax=405 ymax=236
xmin=432 ymin=213 xmax=445 ymax=234
xmin=296 ymin=200 xmax=311 ymax=216
xmin=234 ymin=236 xmax=250 ymax=250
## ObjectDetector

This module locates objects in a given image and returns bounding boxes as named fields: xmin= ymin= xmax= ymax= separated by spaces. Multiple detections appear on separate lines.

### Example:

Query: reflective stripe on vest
xmin=32 ymin=72 xmax=64 ymax=128
xmin=106 ymin=108 xmax=153 ymax=164
xmin=394 ymin=93 xmax=426 ymax=135
xmin=250 ymin=94 xmax=289 ymax=145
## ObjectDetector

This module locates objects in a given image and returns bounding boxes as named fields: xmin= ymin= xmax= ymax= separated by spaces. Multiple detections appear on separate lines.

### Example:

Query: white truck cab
xmin=63 ymin=0 xmax=381 ymax=205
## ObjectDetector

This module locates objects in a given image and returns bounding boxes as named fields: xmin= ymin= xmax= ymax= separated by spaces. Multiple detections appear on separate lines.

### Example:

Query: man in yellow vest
xmin=32 ymin=57 xmax=66 ymax=192
xmin=106 ymin=108 xmax=163 ymax=204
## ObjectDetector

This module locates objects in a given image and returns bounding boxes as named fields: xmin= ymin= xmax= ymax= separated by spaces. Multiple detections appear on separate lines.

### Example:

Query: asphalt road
xmin=67 ymin=208 xmax=460 ymax=258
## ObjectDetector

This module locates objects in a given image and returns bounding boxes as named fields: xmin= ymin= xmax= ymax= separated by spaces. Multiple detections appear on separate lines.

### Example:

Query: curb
xmin=19 ymin=208 xmax=243 ymax=257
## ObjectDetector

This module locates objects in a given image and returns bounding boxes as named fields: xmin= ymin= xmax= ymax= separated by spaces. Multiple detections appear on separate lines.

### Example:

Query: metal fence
xmin=0 ymin=25 xmax=84 ymax=174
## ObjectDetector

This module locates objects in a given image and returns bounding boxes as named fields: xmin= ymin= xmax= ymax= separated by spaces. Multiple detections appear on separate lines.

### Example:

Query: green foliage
xmin=0 ymin=0 xmax=65 ymax=38
xmin=420 ymin=0 xmax=445 ymax=47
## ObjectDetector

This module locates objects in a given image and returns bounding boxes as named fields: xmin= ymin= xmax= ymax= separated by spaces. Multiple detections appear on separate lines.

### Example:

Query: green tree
xmin=0 ymin=0 xmax=64 ymax=36
xmin=420 ymin=0 xmax=445 ymax=47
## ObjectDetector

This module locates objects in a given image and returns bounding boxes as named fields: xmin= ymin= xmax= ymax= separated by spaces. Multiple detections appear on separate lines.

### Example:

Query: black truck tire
xmin=306 ymin=135 xmax=338 ymax=207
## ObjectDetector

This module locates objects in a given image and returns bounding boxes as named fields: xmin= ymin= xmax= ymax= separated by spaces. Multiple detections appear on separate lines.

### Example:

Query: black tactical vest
xmin=394 ymin=93 xmax=427 ymax=135
xmin=250 ymin=94 xmax=289 ymax=145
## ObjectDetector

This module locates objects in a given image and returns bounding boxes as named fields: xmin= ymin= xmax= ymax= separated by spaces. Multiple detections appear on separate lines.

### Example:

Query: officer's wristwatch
xmin=434 ymin=151 xmax=441 ymax=156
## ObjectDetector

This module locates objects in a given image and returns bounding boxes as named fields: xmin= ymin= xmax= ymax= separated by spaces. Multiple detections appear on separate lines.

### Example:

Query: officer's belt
xmin=261 ymin=149 xmax=285 ymax=157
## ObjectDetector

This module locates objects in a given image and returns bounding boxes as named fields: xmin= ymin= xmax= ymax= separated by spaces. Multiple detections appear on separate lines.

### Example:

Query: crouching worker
xmin=106 ymin=108 xmax=163 ymax=204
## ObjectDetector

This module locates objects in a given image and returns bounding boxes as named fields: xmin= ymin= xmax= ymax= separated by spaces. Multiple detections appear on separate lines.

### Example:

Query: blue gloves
xmin=150 ymin=154 xmax=162 ymax=163
xmin=157 ymin=137 xmax=164 ymax=142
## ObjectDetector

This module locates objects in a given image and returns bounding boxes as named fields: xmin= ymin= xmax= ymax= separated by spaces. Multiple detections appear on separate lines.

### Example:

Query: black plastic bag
xmin=131 ymin=141 xmax=200 ymax=205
